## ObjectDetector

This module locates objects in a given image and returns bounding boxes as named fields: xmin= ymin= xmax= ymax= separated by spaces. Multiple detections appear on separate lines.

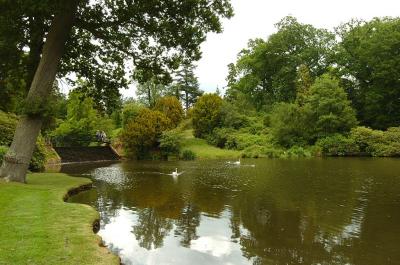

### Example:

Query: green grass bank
xmin=180 ymin=129 xmax=241 ymax=159
xmin=0 ymin=173 xmax=119 ymax=265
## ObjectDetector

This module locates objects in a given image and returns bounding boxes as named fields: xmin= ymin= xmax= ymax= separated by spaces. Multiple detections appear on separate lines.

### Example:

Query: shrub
xmin=181 ymin=150 xmax=196 ymax=160
xmin=207 ymin=128 xmax=236 ymax=148
xmin=0 ymin=111 xmax=18 ymax=146
xmin=0 ymin=146 xmax=8 ymax=164
xmin=286 ymin=146 xmax=312 ymax=158
xmin=122 ymin=108 xmax=172 ymax=159
xmin=160 ymin=130 xmax=181 ymax=158
xmin=242 ymin=145 xmax=285 ymax=158
xmin=154 ymin=96 xmax=184 ymax=127
xmin=226 ymin=133 xmax=269 ymax=150
xmin=30 ymin=136 xmax=47 ymax=171
xmin=350 ymin=126 xmax=400 ymax=156
xmin=51 ymin=92 xmax=114 ymax=147
xmin=192 ymin=94 xmax=223 ymax=138
xmin=316 ymin=134 xmax=359 ymax=156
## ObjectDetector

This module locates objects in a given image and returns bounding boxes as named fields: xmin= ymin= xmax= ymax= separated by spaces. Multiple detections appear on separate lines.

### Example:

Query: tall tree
xmin=174 ymin=63 xmax=203 ymax=111
xmin=0 ymin=1 xmax=79 ymax=182
xmin=136 ymin=79 xmax=166 ymax=108
xmin=0 ymin=0 xmax=234 ymax=182
xmin=335 ymin=18 xmax=400 ymax=129
xmin=226 ymin=16 xmax=335 ymax=110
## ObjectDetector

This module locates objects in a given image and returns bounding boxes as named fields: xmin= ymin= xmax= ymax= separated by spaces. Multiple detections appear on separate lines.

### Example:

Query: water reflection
xmin=66 ymin=158 xmax=400 ymax=265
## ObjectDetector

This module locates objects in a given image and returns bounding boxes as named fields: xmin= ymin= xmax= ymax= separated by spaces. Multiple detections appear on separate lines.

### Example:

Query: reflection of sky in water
xmin=66 ymin=159 xmax=400 ymax=265
xmin=99 ymin=208 xmax=251 ymax=265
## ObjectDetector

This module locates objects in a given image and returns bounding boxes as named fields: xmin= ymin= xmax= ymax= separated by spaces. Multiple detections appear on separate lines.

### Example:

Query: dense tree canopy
xmin=0 ymin=0 xmax=234 ymax=112
xmin=226 ymin=16 xmax=335 ymax=110
xmin=335 ymin=17 xmax=400 ymax=129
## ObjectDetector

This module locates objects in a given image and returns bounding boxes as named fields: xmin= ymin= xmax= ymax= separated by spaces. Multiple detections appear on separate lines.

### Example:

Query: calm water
xmin=65 ymin=158 xmax=400 ymax=265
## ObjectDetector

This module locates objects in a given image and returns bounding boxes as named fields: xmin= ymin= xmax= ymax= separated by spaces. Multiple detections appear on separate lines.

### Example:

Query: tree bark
xmin=0 ymin=1 xmax=79 ymax=183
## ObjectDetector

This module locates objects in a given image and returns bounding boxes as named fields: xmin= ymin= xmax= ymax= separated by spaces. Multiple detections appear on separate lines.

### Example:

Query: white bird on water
xmin=170 ymin=168 xmax=184 ymax=177
xmin=233 ymin=158 xmax=241 ymax=165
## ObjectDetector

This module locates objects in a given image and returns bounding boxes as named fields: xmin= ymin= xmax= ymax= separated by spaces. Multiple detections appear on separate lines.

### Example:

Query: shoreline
xmin=0 ymin=173 xmax=120 ymax=265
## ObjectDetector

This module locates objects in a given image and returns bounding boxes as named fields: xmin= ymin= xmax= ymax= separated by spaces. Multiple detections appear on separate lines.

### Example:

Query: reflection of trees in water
xmin=174 ymin=203 xmax=201 ymax=247
xmin=71 ymin=159 xmax=400 ymax=264
xmin=133 ymin=208 xmax=173 ymax=250
xmin=227 ymin=161 xmax=367 ymax=265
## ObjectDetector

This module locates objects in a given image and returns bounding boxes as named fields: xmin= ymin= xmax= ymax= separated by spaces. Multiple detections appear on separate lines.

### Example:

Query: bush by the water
xmin=122 ymin=108 xmax=172 ymax=159
xmin=181 ymin=149 xmax=196 ymax=160
xmin=316 ymin=134 xmax=359 ymax=156
xmin=160 ymin=130 xmax=181 ymax=158
xmin=350 ymin=126 xmax=400 ymax=156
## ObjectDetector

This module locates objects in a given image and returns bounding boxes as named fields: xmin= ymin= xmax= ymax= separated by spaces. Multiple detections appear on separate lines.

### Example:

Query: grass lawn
xmin=180 ymin=129 xmax=241 ymax=159
xmin=0 ymin=173 xmax=119 ymax=265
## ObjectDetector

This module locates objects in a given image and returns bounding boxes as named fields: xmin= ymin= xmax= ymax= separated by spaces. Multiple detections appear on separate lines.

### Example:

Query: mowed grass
xmin=180 ymin=129 xmax=241 ymax=159
xmin=0 ymin=173 xmax=119 ymax=265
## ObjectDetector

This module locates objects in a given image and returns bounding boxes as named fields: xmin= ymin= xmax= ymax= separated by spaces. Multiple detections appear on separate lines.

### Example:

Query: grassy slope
xmin=180 ymin=129 xmax=241 ymax=159
xmin=0 ymin=173 xmax=119 ymax=265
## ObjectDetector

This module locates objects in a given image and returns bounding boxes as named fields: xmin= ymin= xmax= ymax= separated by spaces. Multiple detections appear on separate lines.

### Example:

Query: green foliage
xmin=192 ymin=94 xmax=223 ymax=138
xmin=350 ymin=126 xmax=400 ymax=156
xmin=180 ymin=150 xmax=196 ymax=160
xmin=270 ymin=74 xmax=357 ymax=147
xmin=160 ymin=130 xmax=181 ymax=158
xmin=269 ymin=103 xmax=310 ymax=147
xmin=172 ymin=63 xmax=203 ymax=111
xmin=336 ymin=18 xmax=400 ymax=129
xmin=30 ymin=136 xmax=47 ymax=171
xmin=226 ymin=16 xmax=335 ymax=109
xmin=219 ymin=102 xmax=249 ymax=129
xmin=304 ymin=74 xmax=358 ymax=139
xmin=316 ymin=135 xmax=359 ymax=156
xmin=136 ymin=80 xmax=166 ymax=108
xmin=122 ymin=101 xmax=145 ymax=128
xmin=226 ymin=132 xmax=269 ymax=151
xmin=0 ymin=146 xmax=8 ymax=164
xmin=286 ymin=146 xmax=312 ymax=158
xmin=154 ymin=96 xmax=184 ymax=127
xmin=51 ymin=92 xmax=114 ymax=147
xmin=1 ymin=1 xmax=233 ymax=117
xmin=0 ymin=111 xmax=18 ymax=146
xmin=0 ymin=111 xmax=47 ymax=171
xmin=122 ymin=108 xmax=172 ymax=159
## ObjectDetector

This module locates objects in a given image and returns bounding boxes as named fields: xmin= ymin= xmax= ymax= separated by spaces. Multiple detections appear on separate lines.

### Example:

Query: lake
xmin=65 ymin=158 xmax=400 ymax=265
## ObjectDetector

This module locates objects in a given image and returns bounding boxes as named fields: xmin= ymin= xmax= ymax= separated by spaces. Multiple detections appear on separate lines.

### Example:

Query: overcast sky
xmin=117 ymin=0 xmax=400 ymax=98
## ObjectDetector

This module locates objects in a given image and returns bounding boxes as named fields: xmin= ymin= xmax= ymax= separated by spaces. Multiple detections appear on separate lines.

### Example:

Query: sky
xmin=117 ymin=0 xmax=400 ymax=98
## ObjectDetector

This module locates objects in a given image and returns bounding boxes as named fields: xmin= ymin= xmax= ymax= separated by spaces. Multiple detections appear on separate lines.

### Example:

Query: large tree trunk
xmin=0 ymin=1 xmax=79 ymax=183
